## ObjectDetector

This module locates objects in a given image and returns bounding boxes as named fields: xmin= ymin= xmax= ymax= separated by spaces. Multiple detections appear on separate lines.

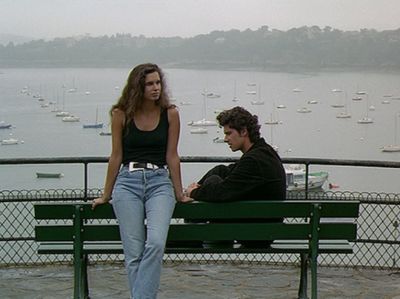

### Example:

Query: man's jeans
xmin=112 ymin=166 xmax=176 ymax=299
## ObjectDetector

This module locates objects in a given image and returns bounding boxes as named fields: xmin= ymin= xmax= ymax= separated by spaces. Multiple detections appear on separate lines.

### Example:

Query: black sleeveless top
xmin=122 ymin=108 xmax=169 ymax=166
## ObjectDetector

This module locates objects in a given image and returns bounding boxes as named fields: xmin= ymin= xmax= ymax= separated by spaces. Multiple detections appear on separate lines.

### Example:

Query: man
xmin=186 ymin=106 xmax=286 ymax=202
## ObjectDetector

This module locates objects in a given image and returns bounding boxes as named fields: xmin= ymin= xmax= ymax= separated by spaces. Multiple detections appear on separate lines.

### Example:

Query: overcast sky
xmin=1 ymin=0 xmax=399 ymax=40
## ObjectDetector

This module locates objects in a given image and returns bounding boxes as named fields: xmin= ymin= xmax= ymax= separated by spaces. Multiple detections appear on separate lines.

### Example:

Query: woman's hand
xmin=91 ymin=197 xmax=110 ymax=209
xmin=176 ymin=192 xmax=194 ymax=203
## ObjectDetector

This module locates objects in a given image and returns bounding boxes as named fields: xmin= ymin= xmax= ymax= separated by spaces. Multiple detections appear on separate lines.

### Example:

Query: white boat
xmin=276 ymin=104 xmax=286 ymax=109
xmin=264 ymin=113 xmax=280 ymax=125
xmin=179 ymin=101 xmax=192 ymax=105
xmin=190 ymin=127 xmax=208 ymax=134
xmin=336 ymin=111 xmax=352 ymax=119
xmin=1 ymin=138 xmax=19 ymax=145
xmin=358 ymin=95 xmax=374 ymax=124
xmin=331 ymin=104 xmax=345 ymax=108
xmin=331 ymin=88 xmax=343 ymax=93
xmin=357 ymin=117 xmax=373 ymax=124
xmin=285 ymin=166 xmax=329 ymax=191
xmin=381 ymin=100 xmax=390 ymax=104
xmin=62 ymin=116 xmax=80 ymax=122
xmin=352 ymin=96 xmax=363 ymax=101
xmin=201 ymin=91 xmax=221 ymax=98
xmin=187 ymin=118 xmax=217 ymax=127
xmin=381 ymin=145 xmax=400 ymax=152
xmin=56 ymin=111 xmax=70 ymax=117
xmin=67 ymin=77 xmax=77 ymax=93
xmin=212 ymin=136 xmax=225 ymax=143
xmin=293 ymin=88 xmax=303 ymax=92
xmin=356 ymin=91 xmax=367 ymax=95
xmin=336 ymin=91 xmax=351 ymax=118
xmin=297 ymin=107 xmax=311 ymax=113
xmin=250 ymin=85 xmax=265 ymax=105
xmin=246 ymin=90 xmax=257 ymax=95
xmin=232 ymin=80 xmax=240 ymax=102
xmin=264 ymin=119 xmax=280 ymax=125
xmin=0 ymin=121 xmax=12 ymax=129
xmin=381 ymin=113 xmax=400 ymax=152
xmin=189 ymin=92 xmax=217 ymax=128
xmin=307 ymin=100 xmax=318 ymax=104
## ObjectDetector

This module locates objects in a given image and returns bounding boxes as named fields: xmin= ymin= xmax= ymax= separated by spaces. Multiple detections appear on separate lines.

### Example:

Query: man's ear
xmin=239 ymin=128 xmax=248 ymax=137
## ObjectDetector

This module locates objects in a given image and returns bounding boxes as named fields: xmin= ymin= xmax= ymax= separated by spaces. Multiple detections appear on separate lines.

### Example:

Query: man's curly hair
xmin=216 ymin=106 xmax=261 ymax=143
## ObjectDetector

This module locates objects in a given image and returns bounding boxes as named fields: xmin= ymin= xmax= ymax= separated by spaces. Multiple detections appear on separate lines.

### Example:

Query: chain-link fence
xmin=1 ymin=156 xmax=399 ymax=269
xmin=1 ymin=188 xmax=399 ymax=270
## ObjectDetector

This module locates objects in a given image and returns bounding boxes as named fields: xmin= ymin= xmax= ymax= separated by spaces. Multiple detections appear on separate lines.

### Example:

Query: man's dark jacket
xmin=190 ymin=138 xmax=286 ymax=202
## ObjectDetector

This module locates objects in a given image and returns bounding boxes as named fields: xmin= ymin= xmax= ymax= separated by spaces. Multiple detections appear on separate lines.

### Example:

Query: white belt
xmin=128 ymin=162 xmax=164 ymax=171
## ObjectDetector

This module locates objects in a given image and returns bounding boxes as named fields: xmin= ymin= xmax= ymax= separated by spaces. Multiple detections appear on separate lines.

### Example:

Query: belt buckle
xmin=128 ymin=162 xmax=144 ymax=172
xmin=147 ymin=163 xmax=159 ymax=170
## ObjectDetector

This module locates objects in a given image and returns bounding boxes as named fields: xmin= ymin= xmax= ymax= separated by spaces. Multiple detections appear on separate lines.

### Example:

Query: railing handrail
xmin=1 ymin=156 xmax=399 ymax=168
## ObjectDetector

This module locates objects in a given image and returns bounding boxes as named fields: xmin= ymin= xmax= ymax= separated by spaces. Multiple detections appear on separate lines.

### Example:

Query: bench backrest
xmin=34 ymin=200 xmax=359 ymax=244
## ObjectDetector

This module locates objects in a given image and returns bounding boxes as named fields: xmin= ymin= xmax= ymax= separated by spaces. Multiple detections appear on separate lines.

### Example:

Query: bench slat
xmin=34 ymin=201 xmax=360 ymax=220
xmin=37 ymin=240 xmax=353 ymax=255
xmin=35 ymin=222 xmax=357 ymax=242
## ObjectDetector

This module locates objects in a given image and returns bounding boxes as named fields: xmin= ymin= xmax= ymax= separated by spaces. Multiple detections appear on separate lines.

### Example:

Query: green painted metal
xmin=34 ymin=201 xmax=360 ymax=220
xmin=34 ymin=200 xmax=360 ymax=299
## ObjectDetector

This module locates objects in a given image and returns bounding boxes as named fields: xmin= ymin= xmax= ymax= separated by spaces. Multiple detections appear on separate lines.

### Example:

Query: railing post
xmin=83 ymin=162 xmax=88 ymax=202
xmin=305 ymin=164 xmax=310 ymax=199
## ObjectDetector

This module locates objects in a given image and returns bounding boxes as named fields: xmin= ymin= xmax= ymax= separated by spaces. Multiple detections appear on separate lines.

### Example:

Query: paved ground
xmin=1 ymin=262 xmax=400 ymax=299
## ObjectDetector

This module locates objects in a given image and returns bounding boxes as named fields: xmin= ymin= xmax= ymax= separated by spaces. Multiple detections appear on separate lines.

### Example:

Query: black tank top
xmin=122 ymin=108 xmax=169 ymax=166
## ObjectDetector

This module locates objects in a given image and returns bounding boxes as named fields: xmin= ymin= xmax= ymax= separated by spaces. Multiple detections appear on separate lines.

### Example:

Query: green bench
xmin=34 ymin=200 xmax=359 ymax=299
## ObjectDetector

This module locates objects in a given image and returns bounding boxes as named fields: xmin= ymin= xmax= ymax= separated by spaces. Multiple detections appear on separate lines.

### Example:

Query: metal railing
xmin=1 ymin=156 xmax=399 ymax=269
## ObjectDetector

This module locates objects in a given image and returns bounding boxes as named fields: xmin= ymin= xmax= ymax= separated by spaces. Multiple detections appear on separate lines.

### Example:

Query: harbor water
xmin=0 ymin=67 xmax=399 ymax=192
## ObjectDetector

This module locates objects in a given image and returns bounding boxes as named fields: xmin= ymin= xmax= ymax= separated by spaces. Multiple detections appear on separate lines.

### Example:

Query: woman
xmin=92 ymin=63 xmax=192 ymax=299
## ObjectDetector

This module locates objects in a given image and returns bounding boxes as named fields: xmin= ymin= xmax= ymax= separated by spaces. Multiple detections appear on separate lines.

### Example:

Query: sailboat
xmin=264 ymin=113 xmax=280 ymax=125
xmin=336 ymin=91 xmax=351 ymax=119
xmin=331 ymin=88 xmax=345 ymax=108
xmin=250 ymin=85 xmax=265 ymax=105
xmin=83 ymin=107 xmax=104 ymax=128
xmin=67 ymin=77 xmax=77 ymax=93
xmin=381 ymin=112 xmax=400 ymax=152
xmin=357 ymin=94 xmax=373 ymax=124
xmin=232 ymin=80 xmax=240 ymax=102
xmin=188 ymin=91 xmax=217 ymax=127
xmin=55 ymin=90 xmax=70 ymax=117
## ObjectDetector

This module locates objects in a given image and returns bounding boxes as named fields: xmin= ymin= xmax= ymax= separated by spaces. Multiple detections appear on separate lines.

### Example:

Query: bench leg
xmin=298 ymin=253 xmax=309 ymax=299
xmin=83 ymin=254 xmax=89 ymax=299
xmin=74 ymin=254 xmax=89 ymax=299
xmin=310 ymin=254 xmax=318 ymax=299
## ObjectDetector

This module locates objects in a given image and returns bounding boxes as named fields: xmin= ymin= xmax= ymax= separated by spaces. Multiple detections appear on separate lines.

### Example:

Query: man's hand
xmin=185 ymin=182 xmax=200 ymax=197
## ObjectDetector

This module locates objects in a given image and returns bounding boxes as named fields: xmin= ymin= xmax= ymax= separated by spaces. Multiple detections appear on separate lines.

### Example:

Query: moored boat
xmin=0 ymin=122 xmax=12 ymax=129
xmin=1 ymin=138 xmax=19 ymax=145
xmin=285 ymin=166 xmax=329 ymax=191
xmin=36 ymin=172 xmax=64 ymax=178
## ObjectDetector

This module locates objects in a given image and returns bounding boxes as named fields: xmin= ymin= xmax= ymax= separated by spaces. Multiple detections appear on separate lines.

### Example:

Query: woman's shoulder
xmin=166 ymin=105 xmax=179 ymax=119
xmin=111 ymin=108 xmax=126 ymax=126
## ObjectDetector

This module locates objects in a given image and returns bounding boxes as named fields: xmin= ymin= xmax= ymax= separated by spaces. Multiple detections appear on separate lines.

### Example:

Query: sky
xmin=1 ymin=0 xmax=400 ymax=40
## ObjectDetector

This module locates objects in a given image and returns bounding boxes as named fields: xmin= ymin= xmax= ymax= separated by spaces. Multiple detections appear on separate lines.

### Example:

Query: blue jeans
xmin=112 ymin=166 xmax=176 ymax=299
